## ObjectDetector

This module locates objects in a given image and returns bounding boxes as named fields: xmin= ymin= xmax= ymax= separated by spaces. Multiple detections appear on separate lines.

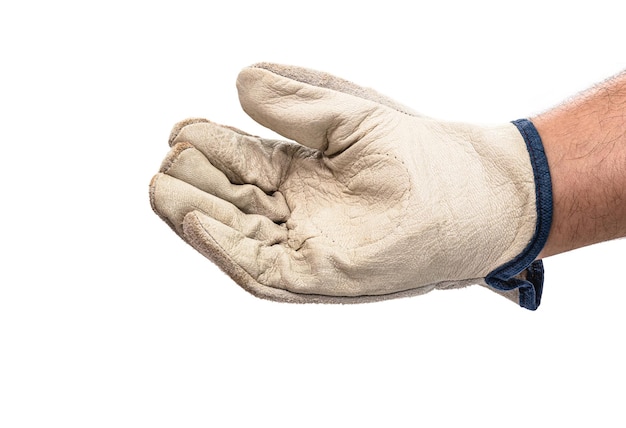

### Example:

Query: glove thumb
xmin=236 ymin=63 xmax=413 ymax=155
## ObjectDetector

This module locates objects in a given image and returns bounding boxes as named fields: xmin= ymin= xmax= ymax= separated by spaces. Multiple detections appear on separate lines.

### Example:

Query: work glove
xmin=149 ymin=63 xmax=552 ymax=310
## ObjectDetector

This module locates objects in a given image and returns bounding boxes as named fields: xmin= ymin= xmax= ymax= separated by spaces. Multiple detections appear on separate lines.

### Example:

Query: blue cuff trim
xmin=485 ymin=119 xmax=553 ymax=310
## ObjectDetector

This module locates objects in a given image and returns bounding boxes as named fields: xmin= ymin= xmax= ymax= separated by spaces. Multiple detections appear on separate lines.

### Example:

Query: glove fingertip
xmin=168 ymin=118 xmax=210 ymax=147
xmin=149 ymin=173 xmax=179 ymax=234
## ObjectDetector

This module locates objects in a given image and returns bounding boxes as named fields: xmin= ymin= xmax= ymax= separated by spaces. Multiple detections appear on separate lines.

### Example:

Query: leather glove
xmin=149 ymin=63 xmax=552 ymax=310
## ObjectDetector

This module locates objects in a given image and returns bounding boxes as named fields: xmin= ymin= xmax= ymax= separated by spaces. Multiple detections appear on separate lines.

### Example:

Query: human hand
xmin=150 ymin=63 xmax=552 ymax=309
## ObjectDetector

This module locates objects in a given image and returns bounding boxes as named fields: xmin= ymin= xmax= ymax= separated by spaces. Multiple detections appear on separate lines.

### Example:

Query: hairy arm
xmin=534 ymin=71 xmax=626 ymax=259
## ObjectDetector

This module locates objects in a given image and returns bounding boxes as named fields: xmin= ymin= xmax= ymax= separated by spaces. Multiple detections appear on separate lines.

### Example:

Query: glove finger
xmin=160 ymin=142 xmax=290 ymax=223
xmin=150 ymin=173 xmax=287 ymax=245
xmin=237 ymin=64 xmax=393 ymax=155
xmin=169 ymin=119 xmax=309 ymax=194
xmin=182 ymin=210 xmax=316 ymax=293
xmin=168 ymin=118 xmax=212 ymax=145
xmin=248 ymin=63 xmax=422 ymax=116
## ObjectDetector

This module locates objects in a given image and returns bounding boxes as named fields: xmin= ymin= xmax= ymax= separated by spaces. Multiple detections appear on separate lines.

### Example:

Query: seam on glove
xmin=485 ymin=119 xmax=553 ymax=310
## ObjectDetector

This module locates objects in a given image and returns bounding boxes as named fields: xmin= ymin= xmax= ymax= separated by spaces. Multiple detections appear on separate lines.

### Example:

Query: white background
xmin=1 ymin=1 xmax=625 ymax=427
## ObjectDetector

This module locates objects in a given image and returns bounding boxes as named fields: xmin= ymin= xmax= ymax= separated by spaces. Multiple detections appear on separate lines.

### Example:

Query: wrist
xmin=533 ymin=73 xmax=626 ymax=258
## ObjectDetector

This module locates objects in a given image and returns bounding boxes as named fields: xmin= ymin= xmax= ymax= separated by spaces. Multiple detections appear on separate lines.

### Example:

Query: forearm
xmin=534 ymin=71 xmax=626 ymax=259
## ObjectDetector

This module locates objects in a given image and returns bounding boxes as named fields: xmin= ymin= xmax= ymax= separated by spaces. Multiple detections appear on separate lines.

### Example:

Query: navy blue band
xmin=485 ymin=119 xmax=553 ymax=310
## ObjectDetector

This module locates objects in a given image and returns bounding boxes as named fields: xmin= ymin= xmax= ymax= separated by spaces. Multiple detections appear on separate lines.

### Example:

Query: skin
xmin=534 ymin=71 xmax=626 ymax=259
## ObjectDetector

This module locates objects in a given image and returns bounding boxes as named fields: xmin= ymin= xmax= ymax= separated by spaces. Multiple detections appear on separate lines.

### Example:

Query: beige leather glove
xmin=150 ymin=63 xmax=552 ymax=310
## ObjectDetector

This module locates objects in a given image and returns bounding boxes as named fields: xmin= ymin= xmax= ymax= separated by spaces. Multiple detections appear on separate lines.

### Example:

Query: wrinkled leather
xmin=150 ymin=63 xmax=537 ymax=303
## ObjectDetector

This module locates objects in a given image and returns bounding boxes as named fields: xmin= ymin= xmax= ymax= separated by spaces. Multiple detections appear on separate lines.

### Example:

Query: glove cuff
xmin=485 ymin=119 xmax=553 ymax=310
